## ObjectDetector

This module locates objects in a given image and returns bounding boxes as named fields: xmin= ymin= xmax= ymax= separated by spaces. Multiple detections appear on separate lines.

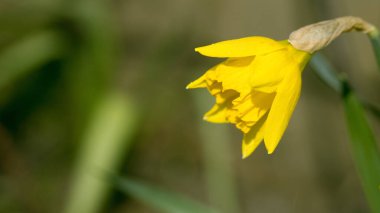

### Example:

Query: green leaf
xmin=115 ymin=177 xmax=217 ymax=213
xmin=343 ymin=87 xmax=380 ymax=213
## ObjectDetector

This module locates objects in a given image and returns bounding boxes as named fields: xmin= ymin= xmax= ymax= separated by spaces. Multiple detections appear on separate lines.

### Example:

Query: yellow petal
xmin=195 ymin=37 xmax=287 ymax=58
xmin=204 ymin=89 xmax=239 ymax=123
xmin=242 ymin=114 xmax=267 ymax=158
xmin=234 ymin=91 xmax=274 ymax=121
xmin=215 ymin=89 xmax=239 ymax=104
xmin=230 ymin=91 xmax=274 ymax=133
xmin=213 ymin=57 xmax=255 ymax=94
xmin=248 ymin=44 xmax=311 ymax=93
xmin=186 ymin=73 xmax=208 ymax=89
xmin=248 ymin=49 xmax=291 ymax=92
xmin=235 ymin=121 xmax=253 ymax=133
xmin=203 ymin=104 xmax=229 ymax=123
xmin=208 ymin=82 xmax=223 ymax=97
xmin=186 ymin=63 xmax=220 ymax=90
xmin=264 ymin=67 xmax=302 ymax=154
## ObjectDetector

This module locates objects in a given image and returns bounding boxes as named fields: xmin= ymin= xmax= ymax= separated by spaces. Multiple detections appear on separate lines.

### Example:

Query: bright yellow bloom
xmin=187 ymin=36 xmax=311 ymax=158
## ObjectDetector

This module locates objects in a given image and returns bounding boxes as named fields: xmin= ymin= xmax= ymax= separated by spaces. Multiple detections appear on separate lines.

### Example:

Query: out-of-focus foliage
xmin=0 ymin=0 xmax=380 ymax=212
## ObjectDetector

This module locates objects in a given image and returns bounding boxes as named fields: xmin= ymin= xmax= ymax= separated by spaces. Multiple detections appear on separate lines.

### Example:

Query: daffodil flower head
xmin=187 ymin=16 xmax=376 ymax=159
xmin=187 ymin=37 xmax=311 ymax=158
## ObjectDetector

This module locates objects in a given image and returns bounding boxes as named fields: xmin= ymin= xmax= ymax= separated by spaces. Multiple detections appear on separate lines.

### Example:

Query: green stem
xmin=368 ymin=28 xmax=380 ymax=71
xmin=310 ymin=53 xmax=343 ymax=93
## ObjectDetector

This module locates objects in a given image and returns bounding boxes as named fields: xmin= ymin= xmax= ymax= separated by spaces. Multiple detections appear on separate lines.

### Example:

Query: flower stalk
xmin=368 ymin=28 xmax=380 ymax=71
xmin=310 ymin=53 xmax=343 ymax=94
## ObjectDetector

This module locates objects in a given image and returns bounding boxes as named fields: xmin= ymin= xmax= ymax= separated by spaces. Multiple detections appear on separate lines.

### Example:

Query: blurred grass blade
xmin=310 ymin=53 xmax=342 ymax=93
xmin=62 ymin=0 xmax=120 ymax=135
xmin=64 ymin=92 xmax=138 ymax=213
xmin=368 ymin=28 xmax=380 ymax=70
xmin=343 ymin=88 xmax=380 ymax=213
xmin=192 ymin=91 xmax=241 ymax=213
xmin=115 ymin=177 xmax=217 ymax=213
xmin=0 ymin=30 xmax=66 ymax=91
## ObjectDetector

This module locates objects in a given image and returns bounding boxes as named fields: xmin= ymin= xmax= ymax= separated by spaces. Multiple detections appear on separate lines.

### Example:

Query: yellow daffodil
xmin=187 ymin=36 xmax=311 ymax=158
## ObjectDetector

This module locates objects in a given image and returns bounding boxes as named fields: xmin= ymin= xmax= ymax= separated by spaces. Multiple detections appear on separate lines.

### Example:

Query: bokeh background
xmin=1 ymin=0 xmax=380 ymax=212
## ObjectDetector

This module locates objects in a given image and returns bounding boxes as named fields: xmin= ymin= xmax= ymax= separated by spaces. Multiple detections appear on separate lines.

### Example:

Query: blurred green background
xmin=0 ymin=0 xmax=379 ymax=212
